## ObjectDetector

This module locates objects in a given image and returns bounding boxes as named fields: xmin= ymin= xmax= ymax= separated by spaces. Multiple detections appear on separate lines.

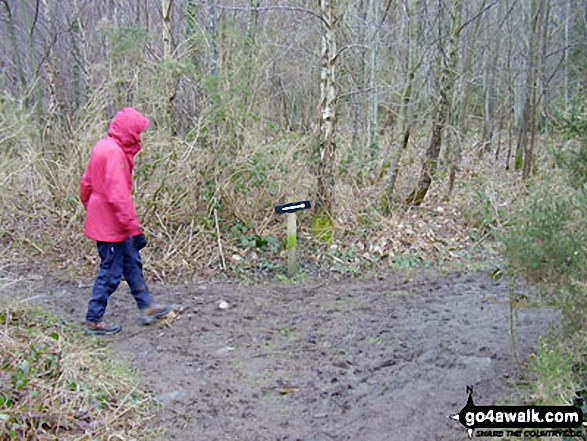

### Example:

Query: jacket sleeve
xmin=80 ymin=166 xmax=92 ymax=210
xmin=104 ymin=151 xmax=142 ymax=237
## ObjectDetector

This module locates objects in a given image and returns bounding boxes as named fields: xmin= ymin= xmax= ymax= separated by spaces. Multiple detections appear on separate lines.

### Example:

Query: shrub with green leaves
xmin=502 ymin=186 xmax=585 ymax=284
xmin=501 ymin=183 xmax=586 ymax=331
xmin=502 ymin=103 xmax=587 ymax=430
xmin=552 ymin=101 xmax=587 ymax=188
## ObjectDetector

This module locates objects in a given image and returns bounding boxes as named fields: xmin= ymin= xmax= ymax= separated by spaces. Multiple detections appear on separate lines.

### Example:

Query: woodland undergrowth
xmin=0 ymin=92 xmax=518 ymax=284
xmin=497 ymin=105 xmax=587 ymax=430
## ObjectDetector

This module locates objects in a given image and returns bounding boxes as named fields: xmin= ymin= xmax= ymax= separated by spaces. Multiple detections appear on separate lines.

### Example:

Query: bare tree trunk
xmin=527 ymin=0 xmax=549 ymax=168
xmin=539 ymin=0 xmax=551 ymax=140
xmin=456 ymin=1 xmax=486 ymax=139
xmin=382 ymin=0 xmax=421 ymax=212
xmin=386 ymin=69 xmax=414 ymax=196
xmin=206 ymin=0 xmax=219 ymax=145
xmin=448 ymin=0 xmax=495 ymax=194
xmin=244 ymin=0 xmax=260 ymax=110
xmin=367 ymin=0 xmax=380 ymax=157
xmin=406 ymin=0 xmax=462 ymax=206
xmin=161 ymin=0 xmax=177 ymax=134
xmin=505 ymin=0 xmax=515 ymax=170
xmin=246 ymin=0 xmax=260 ymax=49
xmin=350 ymin=0 xmax=368 ymax=164
xmin=314 ymin=0 xmax=339 ymax=233
xmin=144 ymin=0 xmax=150 ymax=32
xmin=107 ymin=0 xmax=116 ymax=22
xmin=1 ymin=0 xmax=26 ymax=94
xmin=43 ymin=0 xmax=60 ymax=149
xmin=207 ymin=0 xmax=219 ymax=77
xmin=480 ymin=2 xmax=502 ymax=160
xmin=162 ymin=0 xmax=174 ymax=60
xmin=564 ymin=0 xmax=571 ymax=109
xmin=517 ymin=0 xmax=548 ymax=180
xmin=135 ymin=0 xmax=140 ymax=24
xmin=515 ymin=0 xmax=533 ymax=174
xmin=19 ymin=0 xmax=42 ymax=120
xmin=70 ymin=16 xmax=83 ymax=113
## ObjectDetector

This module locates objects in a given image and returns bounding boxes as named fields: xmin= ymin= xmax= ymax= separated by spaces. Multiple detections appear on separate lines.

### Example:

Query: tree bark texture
xmin=382 ymin=0 xmax=421 ymax=210
xmin=406 ymin=0 xmax=462 ymax=206
xmin=446 ymin=1 xmax=487 ymax=195
xmin=316 ymin=0 xmax=338 ymax=218
xmin=516 ymin=0 xmax=549 ymax=180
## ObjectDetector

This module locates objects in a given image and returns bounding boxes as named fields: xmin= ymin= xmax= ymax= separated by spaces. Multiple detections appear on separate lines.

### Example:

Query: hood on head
xmin=107 ymin=107 xmax=150 ymax=156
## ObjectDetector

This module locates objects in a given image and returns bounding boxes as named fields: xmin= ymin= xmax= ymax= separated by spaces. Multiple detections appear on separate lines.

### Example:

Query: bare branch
xmin=379 ymin=0 xmax=393 ymax=27
xmin=334 ymin=87 xmax=376 ymax=104
xmin=545 ymin=43 xmax=587 ymax=60
xmin=332 ymin=44 xmax=371 ymax=64
xmin=458 ymin=0 xmax=500 ymax=35
xmin=214 ymin=4 xmax=328 ymax=27
xmin=30 ymin=0 xmax=40 ymax=36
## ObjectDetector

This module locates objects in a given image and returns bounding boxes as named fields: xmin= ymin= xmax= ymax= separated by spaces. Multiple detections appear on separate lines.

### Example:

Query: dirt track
xmin=37 ymin=266 xmax=553 ymax=440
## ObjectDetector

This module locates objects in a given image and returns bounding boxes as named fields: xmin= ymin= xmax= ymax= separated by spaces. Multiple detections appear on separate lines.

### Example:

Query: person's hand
xmin=132 ymin=233 xmax=147 ymax=251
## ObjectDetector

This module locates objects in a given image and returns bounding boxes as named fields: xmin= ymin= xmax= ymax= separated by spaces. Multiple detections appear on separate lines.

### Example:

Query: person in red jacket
xmin=80 ymin=107 xmax=171 ymax=335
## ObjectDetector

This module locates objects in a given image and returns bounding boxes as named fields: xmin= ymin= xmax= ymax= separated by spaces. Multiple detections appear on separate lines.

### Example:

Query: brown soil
xmin=30 ymin=266 xmax=553 ymax=440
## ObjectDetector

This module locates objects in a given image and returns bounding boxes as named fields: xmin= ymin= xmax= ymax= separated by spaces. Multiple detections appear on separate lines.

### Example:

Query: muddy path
xmin=33 ymin=266 xmax=553 ymax=440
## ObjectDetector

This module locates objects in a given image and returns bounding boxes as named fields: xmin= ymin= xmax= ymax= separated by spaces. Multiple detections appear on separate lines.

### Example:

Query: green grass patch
xmin=311 ymin=212 xmax=334 ymax=243
xmin=527 ymin=332 xmax=587 ymax=440
xmin=529 ymin=338 xmax=576 ymax=405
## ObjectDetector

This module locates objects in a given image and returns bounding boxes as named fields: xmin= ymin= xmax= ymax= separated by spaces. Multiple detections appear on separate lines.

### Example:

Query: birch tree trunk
xmin=161 ymin=0 xmax=176 ymax=134
xmin=314 ymin=0 xmax=339 ymax=238
xmin=162 ymin=0 xmax=173 ymax=60
xmin=405 ymin=0 xmax=462 ymax=206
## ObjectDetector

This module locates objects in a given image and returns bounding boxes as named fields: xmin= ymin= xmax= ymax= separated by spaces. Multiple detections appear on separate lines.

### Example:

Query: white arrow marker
xmin=282 ymin=203 xmax=307 ymax=211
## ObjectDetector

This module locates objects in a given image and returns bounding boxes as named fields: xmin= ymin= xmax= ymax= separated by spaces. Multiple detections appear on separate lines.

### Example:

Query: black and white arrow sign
xmin=274 ymin=200 xmax=312 ymax=215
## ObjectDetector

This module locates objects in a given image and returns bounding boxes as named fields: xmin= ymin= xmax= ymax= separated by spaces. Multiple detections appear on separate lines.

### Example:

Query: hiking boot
xmin=85 ymin=321 xmax=122 ymax=336
xmin=140 ymin=304 xmax=172 ymax=325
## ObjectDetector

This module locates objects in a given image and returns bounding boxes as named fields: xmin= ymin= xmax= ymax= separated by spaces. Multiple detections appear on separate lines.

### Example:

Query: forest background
xmin=0 ymin=0 xmax=586 ymax=438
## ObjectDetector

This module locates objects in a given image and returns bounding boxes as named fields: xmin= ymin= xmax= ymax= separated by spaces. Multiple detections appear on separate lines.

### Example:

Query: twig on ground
xmin=214 ymin=205 xmax=227 ymax=271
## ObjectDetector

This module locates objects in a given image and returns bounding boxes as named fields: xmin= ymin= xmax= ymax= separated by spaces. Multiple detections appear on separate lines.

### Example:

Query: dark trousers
xmin=86 ymin=239 xmax=152 ymax=323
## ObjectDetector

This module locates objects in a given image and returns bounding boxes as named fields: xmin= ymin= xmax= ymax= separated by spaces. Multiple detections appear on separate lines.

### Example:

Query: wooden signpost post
xmin=274 ymin=200 xmax=311 ymax=277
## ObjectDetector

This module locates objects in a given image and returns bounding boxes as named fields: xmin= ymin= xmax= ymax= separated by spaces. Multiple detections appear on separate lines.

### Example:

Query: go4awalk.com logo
xmin=449 ymin=386 xmax=587 ymax=438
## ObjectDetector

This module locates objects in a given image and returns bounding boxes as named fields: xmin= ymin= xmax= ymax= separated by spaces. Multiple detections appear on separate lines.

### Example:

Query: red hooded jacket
xmin=80 ymin=108 xmax=149 ymax=242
